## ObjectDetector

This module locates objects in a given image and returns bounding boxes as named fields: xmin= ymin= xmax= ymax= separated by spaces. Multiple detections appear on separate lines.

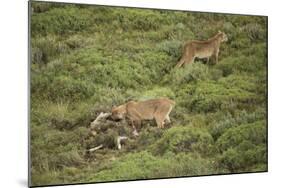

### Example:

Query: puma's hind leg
xmin=183 ymin=55 xmax=195 ymax=66
xmin=164 ymin=106 xmax=173 ymax=124
xmin=155 ymin=115 xmax=165 ymax=129
xmin=176 ymin=58 xmax=185 ymax=68
xmin=155 ymin=109 xmax=170 ymax=128
xmin=176 ymin=55 xmax=195 ymax=68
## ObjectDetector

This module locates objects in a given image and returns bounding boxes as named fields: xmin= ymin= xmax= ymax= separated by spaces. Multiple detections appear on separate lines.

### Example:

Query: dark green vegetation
xmin=30 ymin=1 xmax=267 ymax=186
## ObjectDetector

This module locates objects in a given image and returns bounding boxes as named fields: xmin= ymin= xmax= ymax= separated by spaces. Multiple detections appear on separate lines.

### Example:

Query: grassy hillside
xmin=30 ymin=1 xmax=267 ymax=186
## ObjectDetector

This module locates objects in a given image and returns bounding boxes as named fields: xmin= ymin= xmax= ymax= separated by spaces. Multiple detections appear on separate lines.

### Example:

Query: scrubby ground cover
xmin=30 ymin=2 xmax=267 ymax=186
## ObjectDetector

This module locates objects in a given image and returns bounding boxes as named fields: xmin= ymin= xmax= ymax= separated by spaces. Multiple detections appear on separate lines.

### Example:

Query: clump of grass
xmin=31 ymin=35 xmax=69 ymax=64
xmin=215 ymin=121 xmax=267 ymax=172
xmin=91 ymin=151 xmax=215 ymax=182
xmin=149 ymin=126 xmax=214 ymax=156
xmin=31 ymin=6 xmax=94 ymax=36
xmin=163 ymin=63 xmax=211 ymax=86
xmin=156 ymin=40 xmax=182 ymax=58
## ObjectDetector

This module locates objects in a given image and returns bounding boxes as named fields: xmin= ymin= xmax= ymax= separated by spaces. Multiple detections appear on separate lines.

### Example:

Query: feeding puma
xmin=111 ymin=98 xmax=175 ymax=135
xmin=176 ymin=31 xmax=228 ymax=68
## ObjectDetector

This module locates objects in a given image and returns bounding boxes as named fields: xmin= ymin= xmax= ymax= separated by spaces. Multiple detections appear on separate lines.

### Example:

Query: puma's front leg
xmin=130 ymin=119 xmax=140 ymax=137
xmin=206 ymin=57 xmax=210 ymax=64
xmin=215 ymin=49 xmax=220 ymax=64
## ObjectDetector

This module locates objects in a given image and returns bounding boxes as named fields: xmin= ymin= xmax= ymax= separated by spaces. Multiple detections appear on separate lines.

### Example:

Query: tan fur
xmin=176 ymin=31 xmax=228 ymax=68
xmin=111 ymin=98 xmax=175 ymax=130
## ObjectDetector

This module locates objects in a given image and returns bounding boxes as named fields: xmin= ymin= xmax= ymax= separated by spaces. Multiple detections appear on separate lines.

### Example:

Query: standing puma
xmin=176 ymin=31 xmax=228 ymax=68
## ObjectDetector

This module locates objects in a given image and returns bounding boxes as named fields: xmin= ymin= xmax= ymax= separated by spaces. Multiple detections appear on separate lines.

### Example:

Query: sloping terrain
xmin=30 ymin=2 xmax=267 ymax=186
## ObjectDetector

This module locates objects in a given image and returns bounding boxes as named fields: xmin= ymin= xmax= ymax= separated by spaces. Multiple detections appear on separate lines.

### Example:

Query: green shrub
xmin=230 ymin=37 xmax=251 ymax=49
xmin=216 ymin=52 xmax=265 ymax=75
xmin=150 ymin=126 xmax=214 ymax=156
xmin=65 ymin=35 xmax=93 ymax=49
xmin=163 ymin=63 xmax=210 ymax=86
xmin=188 ymin=79 xmax=259 ymax=113
xmin=214 ymin=121 xmax=267 ymax=172
xmin=216 ymin=120 xmax=266 ymax=152
xmin=31 ymin=36 xmax=69 ymax=64
xmin=31 ymin=169 xmax=60 ymax=187
xmin=243 ymin=23 xmax=266 ymax=42
xmin=217 ymin=143 xmax=267 ymax=172
xmin=214 ymin=60 xmax=233 ymax=77
xmin=54 ymin=150 xmax=85 ymax=168
xmin=209 ymin=108 xmax=266 ymax=140
xmin=51 ymin=76 xmax=93 ymax=101
xmin=208 ymin=68 xmax=223 ymax=81
xmin=136 ymin=127 xmax=164 ymax=149
xmin=31 ymin=127 xmax=88 ymax=172
xmin=156 ymin=40 xmax=182 ymax=58
xmin=91 ymin=151 xmax=215 ymax=182
xmin=139 ymin=87 xmax=175 ymax=100
xmin=31 ymin=2 xmax=64 ymax=13
xmin=31 ymin=100 xmax=96 ymax=132
xmin=114 ymin=9 xmax=165 ymax=31
xmin=31 ymin=6 xmax=93 ymax=36
xmin=131 ymin=50 xmax=173 ymax=81
xmin=174 ymin=23 xmax=195 ymax=41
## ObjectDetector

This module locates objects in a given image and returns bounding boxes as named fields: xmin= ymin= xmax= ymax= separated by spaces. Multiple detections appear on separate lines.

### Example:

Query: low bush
xmin=90 ymin=151 xmax=215 ymax=182
xmin=209 ymin=108 xmax=266 ymax=140
xmin=216 ymin=120 xmax=266 ymax=152
xmin=243 ymin=23 xmax=266 ymax=42
xmin=31 ymin=36 xmax=69 ymax=64
xmin=188 ymin=79 xmax=259 ymax=113
xmin=216 ymin=143 xmax=266 ymax=172
xmin=163 ymin=63 xmax=210 ymax=86
xmin=150 ymin=126 xmax=214 ymax=156
xmin=156 ymin=40 xmax=182 ymax=58
xmin=140 ymin=87 xmax=175 ymax=100
xmin=31 ymin=2 xmax=64 ymax=13
xmin=31 ymin=6 xmax=94 ymax=36
xmin=114 ymin=8 xmax=166 ymax=32
xmin=216 ymin=53 xmax=265 ymax=75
